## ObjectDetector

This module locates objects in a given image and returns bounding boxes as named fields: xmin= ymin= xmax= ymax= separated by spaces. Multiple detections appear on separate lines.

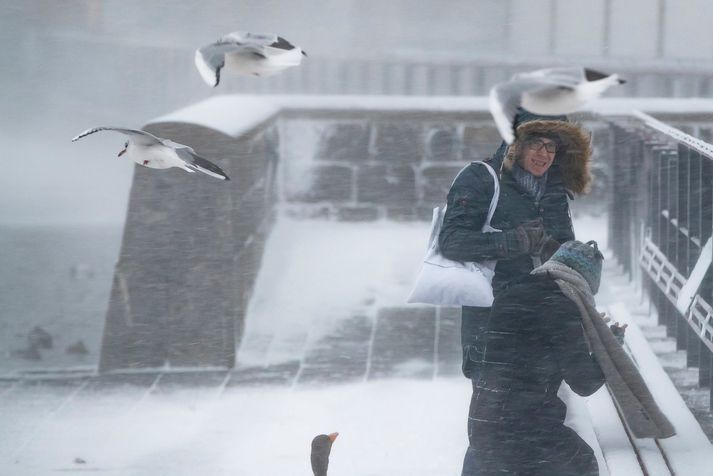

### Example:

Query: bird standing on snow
xmin=72 ymin=127 xmax=230 ymax=181
xmin=311 ymin=432 xmax=338 ymax=476
xmin=489 ymin=66 xmax=626 ymax=143
xmin=195 ymin=31 xmax=307 ymax=87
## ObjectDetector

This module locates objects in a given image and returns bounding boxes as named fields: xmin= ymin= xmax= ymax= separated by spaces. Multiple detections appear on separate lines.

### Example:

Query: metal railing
xmin=608 ymin=112 xmax=713 ymax=410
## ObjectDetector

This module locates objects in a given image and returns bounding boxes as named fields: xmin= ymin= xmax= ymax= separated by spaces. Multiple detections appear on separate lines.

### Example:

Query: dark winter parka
xmin=464 ymin=274 xmax=605 ymax=476
xmin=438 ymin=119 xmax=593 ymax=295
xmin=440 ymin=118 xmax=593 ymax=379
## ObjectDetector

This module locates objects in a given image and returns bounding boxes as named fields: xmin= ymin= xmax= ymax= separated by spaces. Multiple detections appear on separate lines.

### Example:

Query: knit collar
xmin=511 ymin=163 xmax=548 ymax=201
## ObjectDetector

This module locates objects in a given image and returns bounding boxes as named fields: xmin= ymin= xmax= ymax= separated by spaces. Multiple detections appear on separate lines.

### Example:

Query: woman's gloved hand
xmin=512 ymin=218 xmax=547 ymax=254
xmin=602 ymin=313 xmax=628 ymax=346
xmin=609 ymin=323 xmax=628 ymax=346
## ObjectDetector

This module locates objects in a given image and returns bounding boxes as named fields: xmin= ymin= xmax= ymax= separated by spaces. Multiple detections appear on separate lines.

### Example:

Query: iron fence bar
xmin=640 ymin=237 xmax=713 ymax=354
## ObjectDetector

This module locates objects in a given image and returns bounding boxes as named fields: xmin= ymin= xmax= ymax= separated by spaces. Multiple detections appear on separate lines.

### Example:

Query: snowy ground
xmin=2 ymin=378 xmax=470 ymax=476
xmin=3 ymin=212 xmax=713 ymax=475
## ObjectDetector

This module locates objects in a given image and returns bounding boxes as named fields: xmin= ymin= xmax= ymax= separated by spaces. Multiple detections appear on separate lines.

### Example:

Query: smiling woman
xmin=520 ymin=136 xmax=559 ymax=177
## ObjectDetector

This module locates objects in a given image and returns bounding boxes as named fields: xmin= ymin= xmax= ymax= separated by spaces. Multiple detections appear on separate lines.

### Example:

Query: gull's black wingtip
xmin=213 ymin=68 xmax=221 ymax=87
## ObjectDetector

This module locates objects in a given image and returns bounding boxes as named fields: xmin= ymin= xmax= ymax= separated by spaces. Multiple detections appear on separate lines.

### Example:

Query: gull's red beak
xmin=328 ymin=432 xmax=339 ymax=442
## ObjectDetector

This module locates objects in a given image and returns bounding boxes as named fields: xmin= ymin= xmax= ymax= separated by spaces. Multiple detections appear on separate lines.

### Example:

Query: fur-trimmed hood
xmin=503 ymin=120 xmax=592 ymax=195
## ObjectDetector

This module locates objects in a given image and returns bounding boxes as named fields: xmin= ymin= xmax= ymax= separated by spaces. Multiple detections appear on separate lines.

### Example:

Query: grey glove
xmin=610 ymin=323 xmax=628 ymax=346
xmin=513 ymin=218 xmax=547 ymax=254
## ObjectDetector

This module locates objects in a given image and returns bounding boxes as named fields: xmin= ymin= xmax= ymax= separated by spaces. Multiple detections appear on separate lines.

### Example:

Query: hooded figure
xmin=438 ymin=109 xmax=593 ymax=380
xmin=461 ymin=240 xmax=607 ymax=476
xmin=439 ymin=110 xmax=593 ymax=293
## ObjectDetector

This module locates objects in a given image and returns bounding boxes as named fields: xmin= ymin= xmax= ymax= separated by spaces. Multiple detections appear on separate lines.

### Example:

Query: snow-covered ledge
xmin=150 ymin=95 xmax=713 ymax=120
xmin=148 ymin=95 xmax=493 ymax=127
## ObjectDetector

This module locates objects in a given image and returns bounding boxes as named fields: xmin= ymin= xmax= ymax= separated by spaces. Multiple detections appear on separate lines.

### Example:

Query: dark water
xmin=0 ymin=225 xmax=122 ymax=373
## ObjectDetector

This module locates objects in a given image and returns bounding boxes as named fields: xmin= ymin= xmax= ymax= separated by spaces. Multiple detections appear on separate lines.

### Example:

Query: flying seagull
xmin=71 ymin=127 xmax=230 ymax=180
xmin=195 ymin=31 xmax=307 ymax=87
xmin=311 ymin=432 xmax=338 ymax=476
xmin=489 ymin=66 xmax=626 ymax=143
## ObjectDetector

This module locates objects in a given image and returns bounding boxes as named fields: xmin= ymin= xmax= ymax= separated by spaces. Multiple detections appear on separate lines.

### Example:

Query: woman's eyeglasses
xmin=525 ymin=138 xmax=558 ymax=154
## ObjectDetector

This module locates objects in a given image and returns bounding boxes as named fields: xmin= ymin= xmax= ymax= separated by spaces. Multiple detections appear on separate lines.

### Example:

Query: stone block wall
xmin=99 ymin=121 xmax=279 ymax=371
xmin=279 ymin=111 xmax=502 ymax=221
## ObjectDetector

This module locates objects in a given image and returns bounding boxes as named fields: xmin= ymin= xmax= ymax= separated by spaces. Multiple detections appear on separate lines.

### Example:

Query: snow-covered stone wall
xmin=100 ymin=120 xmax=279 ymax=371
xmin=99 ymin=98 xmax=509 ymax=371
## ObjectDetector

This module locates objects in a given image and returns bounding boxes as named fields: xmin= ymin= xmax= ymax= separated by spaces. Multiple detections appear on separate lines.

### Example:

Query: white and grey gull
xmin=71 ymin=127 xmax=230 ymax=180
xmin=195 ymin=31 xmax=307 ymax=87
xmin=489 ymin=66 xmax=626 ymax=143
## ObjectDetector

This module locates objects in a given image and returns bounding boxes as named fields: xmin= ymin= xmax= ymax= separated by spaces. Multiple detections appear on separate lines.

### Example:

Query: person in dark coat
xmin=311 ymin=432 xmax=338 ymax=476
xmin=438 ymin=110 xmax=593 ymax=380
xmin=462 ymin=240 xmax=606 ymax=476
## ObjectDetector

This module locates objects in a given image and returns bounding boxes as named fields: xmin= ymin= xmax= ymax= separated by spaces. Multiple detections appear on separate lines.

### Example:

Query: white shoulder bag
xmin=407 ymin=161 xmax=501 ymax=306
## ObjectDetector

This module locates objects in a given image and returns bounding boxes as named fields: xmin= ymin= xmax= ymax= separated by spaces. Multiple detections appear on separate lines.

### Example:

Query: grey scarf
xmin=532 ymin=261 xmax=676 ymax=439
xmin=512 ymin=164 xmax=548 ymax=202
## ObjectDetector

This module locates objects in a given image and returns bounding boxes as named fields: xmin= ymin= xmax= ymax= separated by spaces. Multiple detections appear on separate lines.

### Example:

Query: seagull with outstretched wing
xmin=195 ymin=31 xmax=307 ymax=87
xmin=72 ymin=127 xmax=230 ymax=180
xmin=490 ymin=66 xmax=626 ymax=143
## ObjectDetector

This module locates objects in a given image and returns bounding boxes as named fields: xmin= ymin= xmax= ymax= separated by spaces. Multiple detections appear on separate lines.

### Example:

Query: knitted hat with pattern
xmin=549 ymin=240 xmax=604 ymax=294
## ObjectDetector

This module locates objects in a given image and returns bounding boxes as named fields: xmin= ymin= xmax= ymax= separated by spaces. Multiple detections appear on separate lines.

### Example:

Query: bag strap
xmin=449 ymin=161 xmax=500 ymax=229
xmin=478 ymin=161 xmax=500 ymax=230
xmin=430 ymin=161 xmax=501 ymax=249
xmin=448 ymin=161 xmax=476 ymax=187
